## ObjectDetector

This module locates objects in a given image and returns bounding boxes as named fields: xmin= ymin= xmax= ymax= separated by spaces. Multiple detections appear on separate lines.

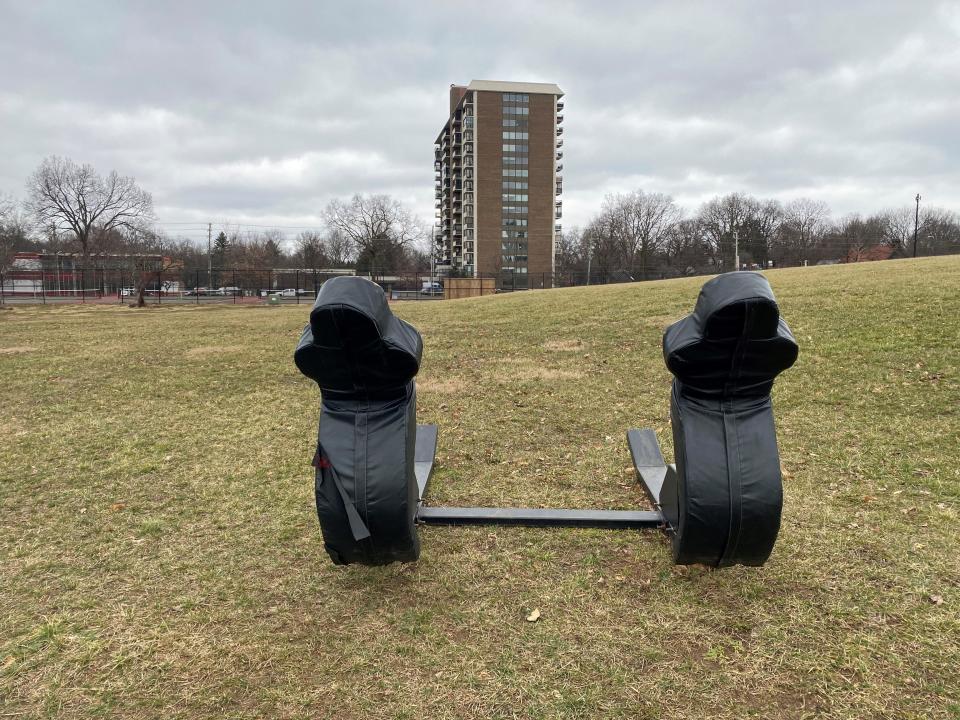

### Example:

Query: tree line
xmin=556 ymin=191 xmax=960 ymax=279
xmin=0 ymin=156 xmax=431 ymax=277
xmin=4 ymin=156 xmax=959 ymax=284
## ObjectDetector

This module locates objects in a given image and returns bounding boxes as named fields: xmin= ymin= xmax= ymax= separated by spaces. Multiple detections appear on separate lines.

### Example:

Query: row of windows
xmin=501 ymin=232 xmax=528 ymax=240
xmin=503 ymin=206 xmax=528 ymax=215
xmin=502 ymin=168 xmax=528 ymax=177
xmin=502 ymin=131 xmax=529 ymax=140
xmin=502 ymin=118 xmax=528 ymax=128
xmin=503 ymin=156 xmax=528 ymax=165
xmin=502 ymin=93 xmax=529 ymax=102
xmin=502 ymin=181 xmax=528 ymax=190
xmin=502 ymin=193 xmax=528 ymax=202
xmin=501 ymin=265 xmax=529 ymax=274
xmin=503 ymin=106 xmax=530 ymax=116
xmin=501 ymin=255 xmax=529 ymax=264
xmin=502 ymin=144 xmax=529 ymax=152
xmin=503 ymin=218 xmax=528 ymax=227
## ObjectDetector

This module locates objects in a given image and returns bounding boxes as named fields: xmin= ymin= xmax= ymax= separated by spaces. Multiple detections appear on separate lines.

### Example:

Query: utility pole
xmin=586 ymin=242 xmax=592 ymax=285
xmin=207 ymin=223 xmax=212 ymax=289
xmin=734 ymin=228 xmax=740 ymax=271
xmin=913 ymin=193 xmax=921 ymax=258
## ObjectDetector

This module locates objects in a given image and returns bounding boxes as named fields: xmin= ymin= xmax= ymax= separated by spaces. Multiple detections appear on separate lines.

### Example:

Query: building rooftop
xmin=465 ymin=79 xmax=564 ymax=97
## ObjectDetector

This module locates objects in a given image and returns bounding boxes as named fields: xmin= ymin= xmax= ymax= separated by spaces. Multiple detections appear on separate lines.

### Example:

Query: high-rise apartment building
xmin=434 ymin=80 xmax=564 ymax=288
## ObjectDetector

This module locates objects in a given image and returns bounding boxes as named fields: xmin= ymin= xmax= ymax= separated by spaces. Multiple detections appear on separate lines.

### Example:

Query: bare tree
xmin=698 ymin=193 xmax=753 ymax=269
xmin=880 ymin=207 xmax=916 ymax=251
xmin=554 ymin=224 xmax=586 ymax=275
xmin=1 ymin=194 xmax=33 ymax=275
xmin=582 ymin=212 xmax=621 ymax=281
xmin=778 ymin=198 xmax=829 ymax=265
xmin=324 ymin=227 xmax=355 ymax=268
xmin=124 ymin=229 xmax=180 ymax=308
xmin=295 ymin=231 xmax=328 ymax=270
xmin=740 ymin=199 xmax=782 ymax=267
xmin=916 ymin=207 xmax=960 ymax=255
xmin=323 ymin=194 xmax=423 ymax=272
xmin=663 ymin=218 xmax=707 ymax=274
xmin=26 ymin=156 xmax=154 ymax=263
xmin=603 ymin=191 xmax=681 ymax=279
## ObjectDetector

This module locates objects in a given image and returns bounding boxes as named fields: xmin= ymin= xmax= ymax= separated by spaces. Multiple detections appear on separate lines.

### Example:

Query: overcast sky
xmin=2 ymin=0 xmax=958 ymax=246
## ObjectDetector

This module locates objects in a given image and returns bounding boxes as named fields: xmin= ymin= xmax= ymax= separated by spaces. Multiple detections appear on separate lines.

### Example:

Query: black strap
xmin=316 ymin=449 xmax=371 ymax=542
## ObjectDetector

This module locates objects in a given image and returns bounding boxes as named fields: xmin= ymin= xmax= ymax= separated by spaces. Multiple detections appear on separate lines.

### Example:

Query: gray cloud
xmin=1 ymin=0 xmax=958 ymax=246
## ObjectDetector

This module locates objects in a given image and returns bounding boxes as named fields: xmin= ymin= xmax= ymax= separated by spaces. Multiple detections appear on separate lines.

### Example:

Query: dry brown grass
xmin=184 ymin=344 xmax=245 ymax=357
xmin=1 ymin=256 xmax=958 ymax=719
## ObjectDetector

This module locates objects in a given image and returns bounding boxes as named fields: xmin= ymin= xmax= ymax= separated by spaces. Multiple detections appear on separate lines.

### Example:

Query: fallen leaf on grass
xmin=526 ymin=608 xmax=541 ymax=622
xmin=110 ymin=503 xmax=126 ymax=512
xmin=2 ymin=655 xmax=14 ymax=669
xmin=929 ymin=595 xmax=944 ymax=606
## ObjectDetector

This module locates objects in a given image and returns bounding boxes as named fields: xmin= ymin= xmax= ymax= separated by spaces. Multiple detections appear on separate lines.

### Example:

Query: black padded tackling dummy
xmin=294 ymin=276 xmax=423 ymax=565
xmin=661 ymin=272 xmax=798 ymax=567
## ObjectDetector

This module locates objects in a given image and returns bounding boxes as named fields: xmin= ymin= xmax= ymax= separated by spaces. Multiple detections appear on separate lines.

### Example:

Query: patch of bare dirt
xmin=0 ymin=346 xmax=35 ymax=355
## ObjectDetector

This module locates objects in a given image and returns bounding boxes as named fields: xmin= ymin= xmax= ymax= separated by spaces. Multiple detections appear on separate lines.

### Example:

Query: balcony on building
xmin=556 ymin=150 xmax=563 ymax=160
xmin=556 ymin=139 xmax=564 ymax=148
xmin=555 ymin=223 xmax=562 ymax=234
xmin=555 ymin=201 xmax=563 ymax=219
xmin=556 ymin=114 xmax=564 ymax=124
xmin=557 ymin=100 xmax=564 ymax=111
xmin=556 ymin=126 xmax=563 ymax=136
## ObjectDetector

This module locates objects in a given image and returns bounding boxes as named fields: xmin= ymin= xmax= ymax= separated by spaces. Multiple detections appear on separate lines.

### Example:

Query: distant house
xmin=844 ymin=244 xmax=905 ymax=263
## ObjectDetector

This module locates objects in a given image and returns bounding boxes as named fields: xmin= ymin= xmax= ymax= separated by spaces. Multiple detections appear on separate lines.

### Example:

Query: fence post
xmin=81 ymin=269 xmax=85 ymax=303
xmin=157 ymin=270 xmax=162 ymax=304
xmin=196 ymin=270 xmax=200 ymax=304
xmin=233 ymin=270 xmax=238 ymax=304
xmin=296 ymin=270 xmax=300 ymax=305
xmin=41 ymin=271 xmax=46 ymax=305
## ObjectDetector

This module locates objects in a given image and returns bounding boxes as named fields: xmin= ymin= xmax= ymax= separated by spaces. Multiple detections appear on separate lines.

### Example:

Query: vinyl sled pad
xmin=661 ymin=272 xmax=798 ymax=566
xmin=295 ymin=276 xmax=422 ymax=565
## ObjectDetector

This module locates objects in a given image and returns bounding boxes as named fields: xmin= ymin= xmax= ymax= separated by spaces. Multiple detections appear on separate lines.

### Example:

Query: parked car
xmin=421 ymin=281 xmax=443 ymax=296
xmin=269 ymin=288 xmax=298 ymax=297
xmin=218 ymin=286 xmax=243 ymax=296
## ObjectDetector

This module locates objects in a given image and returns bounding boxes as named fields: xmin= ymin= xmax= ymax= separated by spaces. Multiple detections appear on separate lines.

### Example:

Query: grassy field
xmin=1 ymin=256 xmax=958 ymax=719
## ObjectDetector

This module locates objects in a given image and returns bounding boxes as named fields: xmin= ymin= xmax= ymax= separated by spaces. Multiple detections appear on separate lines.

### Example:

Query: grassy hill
xmin=1 ymin=256 xmax=958 ymax=719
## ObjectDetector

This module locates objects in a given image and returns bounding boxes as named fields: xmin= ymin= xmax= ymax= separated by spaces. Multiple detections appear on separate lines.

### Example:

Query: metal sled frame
xmin=413 ymin=424 xmax=675 ymax=532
